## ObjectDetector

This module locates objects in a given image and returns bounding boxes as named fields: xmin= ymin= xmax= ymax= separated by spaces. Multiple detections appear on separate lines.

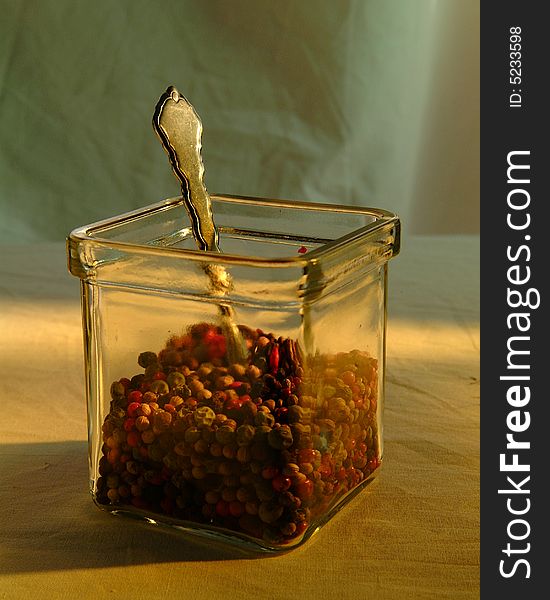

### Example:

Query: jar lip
xmin=67 ymin=194 xmax=400 ymax=272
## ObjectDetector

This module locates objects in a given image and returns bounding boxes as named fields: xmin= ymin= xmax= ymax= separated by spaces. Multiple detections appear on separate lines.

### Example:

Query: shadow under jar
xmin=67 ymin=194 xmax=401 ymax=552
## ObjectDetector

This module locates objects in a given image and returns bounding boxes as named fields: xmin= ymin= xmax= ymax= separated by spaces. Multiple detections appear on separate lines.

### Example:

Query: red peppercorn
xmin=202 ymin=328 xmax=218 ymax=343
xmin=228 ymin=500 xmax=245 ymax=518
xmin=127 ymin=390 xmax=143 ymax=404
xmin=318 ymin=463 xmax=332 ymax=479
xmin=294 ymin=521 xmax=308 ymax=535
xmin=298 ymin=448 xmax=316 ymax=464
xmin=224 ymin=398 xmax=241 ymax=411
xmin=123 ymin=418 xmax=136 ymax=432
xmin=126 ymin=431 xmax=140 ymax=448
xmin=269 ymin=345 xmax=279 ymax=373
xmin=367 ymin=457 xmax=380 ymax=471
xmin=295 ymin=479 xmax=314 ymax=500
xmin=107 ymin=448 xmax=121 ymax=464
xmin=146 ymin=472 xmax=163 ymax=486
xmin=335 ymin=467 xmax=347 ymax=481
xmin=215 ymin=499 xmax=230 ymax=517
xmin=127 ymin=401 xmax=142 ymax=418
xmin=345 ymin=438 xmax=357 ymax=452
xmin=271 ymin=475 xmax=291 ymax=492
xmin=152 ymin=371 xmax=166 ymax=381
xmin=206 ymin=333 xmax=226 ymax=359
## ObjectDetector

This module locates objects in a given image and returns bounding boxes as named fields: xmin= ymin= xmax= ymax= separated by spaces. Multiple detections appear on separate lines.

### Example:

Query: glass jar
xmin=67 ymin=194 xmax=400 ymax=552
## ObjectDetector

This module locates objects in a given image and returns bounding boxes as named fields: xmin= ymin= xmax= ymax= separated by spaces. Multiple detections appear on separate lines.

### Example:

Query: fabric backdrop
xmin=0 ymin=0 xmax=479 ymax=242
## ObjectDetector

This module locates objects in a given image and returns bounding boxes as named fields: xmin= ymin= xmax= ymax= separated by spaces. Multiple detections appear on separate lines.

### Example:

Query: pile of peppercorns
xmin=97 ymin=322 xmax=380 ymax=546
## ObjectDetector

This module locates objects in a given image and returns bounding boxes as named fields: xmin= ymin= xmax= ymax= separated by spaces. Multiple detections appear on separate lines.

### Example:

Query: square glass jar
xmin=67 ymin=194 xmax=400 ymax=552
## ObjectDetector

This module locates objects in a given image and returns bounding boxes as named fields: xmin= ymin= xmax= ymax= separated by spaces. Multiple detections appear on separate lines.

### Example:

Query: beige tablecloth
xmin=0 ymin=235 xmax=479 ymax=599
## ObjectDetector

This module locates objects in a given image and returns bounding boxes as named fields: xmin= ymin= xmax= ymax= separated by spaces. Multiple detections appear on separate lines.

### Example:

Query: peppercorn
xmin=138 ymin=351 xmax=159 ymax=368
xmin=135 ymin=416 xmax=150 ymax=432
xmin=258 ymin=501 xmax=283 ymax=524
xmin=194 ymin=406 xmax=215 ymax=427
xmin=195 ymin=389 xmax=212 ymax=403
xmin=142 ymin=391 xmax=158 ymax=403
xmin=149 ymin=380 xmax=170 ymax=396
xmin=152 ymin=410 xmax=172 ymax=433
xmin=254 ymin=411 xmax=275 ymax=428
xmin=141 ymin=430 xmax=156 ymax=445
xmin=110 ymin=381 xmax=126 ymax=400
xmin=271 ymin=475 xmax=291 ymax=493
xmin=215 ymin=425 xmax=236 ymax=446
xmin=107 ymin=488 xmax=120 ymax=503
xmin=100 ymin=323 xmax=383 ymax=546
xmin=267 ymin=425 xmax=293 ymax=450
xmin=166 ymin=372 xmax=186 ymax=389
xmin=236 ymin=424 xmax=255 ymax=446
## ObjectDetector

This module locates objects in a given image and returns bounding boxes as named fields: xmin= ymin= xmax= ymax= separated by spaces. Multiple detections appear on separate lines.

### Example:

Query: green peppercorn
xmin=254 ymin=411 xmax=275 ymax=428
xmin=236 ymin=424 xmax=255 ymax=446
xmin=194 ymin=405 xmax=216 ymax=427
xmin=166 ymin=371 xmax=186 ymax=389
xmin=150 ymin=380 xmax=170 ymax=396
xmin=240 ymin=400 xmax=257 ymax=421
xmin=323 ymin=385 xmax=336 ymax=399
xmin=176 ymin=385 xmax=192 ymax=399
xmin=215 ymin=425 xmax=235 ymax=446
xmin=110 ymin=381 xmax=125 ymax=400
xmin=163 ymin=453 xmax=179 ymax=470
xmin=255 ymin=481 xmax=275 ymax=502
xmin=184 ymin=427 xmax=202 ymax=444
xmin=267 ymin=425 xmax=293 ymax=450
xmin=287 ymin=405 xmax=304 ymax=424
xmin=234 ymin=445 xmax=249 ymax=464
xmin=148 ymin=444 xmax=165 ymax=462
xmin=258 ymin=501 xmax=284 ymax=524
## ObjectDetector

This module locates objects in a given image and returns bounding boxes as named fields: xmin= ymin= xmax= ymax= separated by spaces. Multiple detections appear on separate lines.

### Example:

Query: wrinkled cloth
xmin=0 ymin=0 xmax=479 ymax=243
xmin=0 ymin=235 xmax=479 ymax=599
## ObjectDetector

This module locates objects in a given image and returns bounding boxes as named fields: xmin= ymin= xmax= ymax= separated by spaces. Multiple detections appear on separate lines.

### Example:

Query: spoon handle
xmin=153 ymin=86 xmax=247 ymax=364
xmin=153 ymin=86 xmax=219 ymax=252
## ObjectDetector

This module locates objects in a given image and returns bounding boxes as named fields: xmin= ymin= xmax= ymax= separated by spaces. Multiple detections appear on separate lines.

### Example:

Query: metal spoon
xmin=153 ymin=85 xmax=247 ymax=363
